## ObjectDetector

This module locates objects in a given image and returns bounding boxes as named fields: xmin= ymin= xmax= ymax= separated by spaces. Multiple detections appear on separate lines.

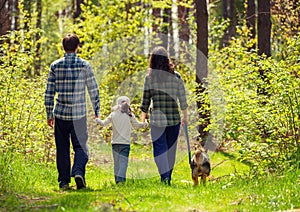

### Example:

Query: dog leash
xmin=183 ymin=123 xmax=192 ymax=165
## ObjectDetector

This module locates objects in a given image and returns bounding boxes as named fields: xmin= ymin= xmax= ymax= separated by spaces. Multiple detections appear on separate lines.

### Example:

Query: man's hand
xmin=47 ymin=118 xmax=54 ymax=128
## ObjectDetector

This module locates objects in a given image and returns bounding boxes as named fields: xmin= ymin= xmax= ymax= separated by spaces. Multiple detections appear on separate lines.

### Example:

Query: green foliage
xmin=69 ymin=0 xmax=149 ymax=60
xmin=209 ymin=30 xmax=300 ymax=174
xmin=0 ymin=31 xmax=54 ymax=162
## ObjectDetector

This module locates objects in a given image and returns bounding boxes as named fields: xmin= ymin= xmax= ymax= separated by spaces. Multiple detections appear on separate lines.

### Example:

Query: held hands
xmin=143 ymin=119 xmax=149 ymax=128
xmin=95 ymin=117 xmax=103 ymax=125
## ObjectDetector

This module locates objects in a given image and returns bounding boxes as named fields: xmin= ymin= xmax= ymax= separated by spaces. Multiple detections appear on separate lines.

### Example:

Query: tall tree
xmin=73 ymin=0 xmax=83 ymax=19
xmin=257 ymin=0 xmax=271 ymax=96
xmin=162 ymin=7 xmax=172 ymax=50
xmin=13 ymin=0 xmax=18 ymax=30
xmin=23 ymin=0 xmax=32 ymax=32
xmin=246 ymin=0 xmax=256 ymax=49
xmin=228 ymin=0 xmax=235 ymax=38
xmin=258 ymin=0 xmax=271 ymax=57
xmin=152 ymin=6 xmax=161 ymax=34
xmin=0 ymin=0 xmax=9 ymax=36
xmin=195 ymin=0 xmax=210 ymax=143
xmin=34 ymin=0 xmax=42 ymax=75
xmin=221 ymin=0 xmax=229 ymax=47
xmin=221 ymin=0 xmax=236 ymax=47
xmin=178 ymin=0 xmax=189 ymax=42
xmin=0 ymin=0 xmax=19 ymax=36
xmin=178 ymin=0 xmax=190 ymax=60
xmin=152 ymin=4 xmax=161 ymax=48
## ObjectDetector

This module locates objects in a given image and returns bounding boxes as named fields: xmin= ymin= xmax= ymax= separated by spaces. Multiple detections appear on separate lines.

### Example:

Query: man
xmin=44 ymin=33 xmax=100 ymax=190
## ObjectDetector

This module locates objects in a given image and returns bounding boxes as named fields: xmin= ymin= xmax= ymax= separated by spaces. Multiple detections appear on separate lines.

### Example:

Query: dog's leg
xmin=192 ymin=175 xmax=199 ymax=186
xmin=192 ymin=170 xmax=199 ymax=186
xmin=201 ymin=174 xmax=207 ymax=185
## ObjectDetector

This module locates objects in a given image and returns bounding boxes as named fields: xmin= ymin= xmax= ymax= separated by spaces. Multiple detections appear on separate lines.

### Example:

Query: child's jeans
xmin=112 ymin=144 xmax=130 ymax=183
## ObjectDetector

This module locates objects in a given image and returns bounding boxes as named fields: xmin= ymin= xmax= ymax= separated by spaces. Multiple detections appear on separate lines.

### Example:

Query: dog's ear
xmin=199 ymin=146 xmax=205 ymax=152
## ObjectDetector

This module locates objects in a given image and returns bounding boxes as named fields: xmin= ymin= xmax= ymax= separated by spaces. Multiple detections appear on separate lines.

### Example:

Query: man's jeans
xmin=112 ymin=144 xmax=130 ymax=183
xmin=55 ymin=117 xmax=88 ymax=186
xmin=150 ymin=123 xmax=180 ymax=183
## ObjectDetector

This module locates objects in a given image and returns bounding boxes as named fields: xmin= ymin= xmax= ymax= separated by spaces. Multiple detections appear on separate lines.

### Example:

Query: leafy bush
xmin=0 ymin=31 xmax=54 ymax=162
xmin=209 ymin=33 xmax=300 ymax=174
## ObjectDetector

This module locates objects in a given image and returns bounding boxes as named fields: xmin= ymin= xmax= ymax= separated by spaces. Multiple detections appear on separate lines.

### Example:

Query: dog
xmin=190 ymin=144 xmax=211 ymax=186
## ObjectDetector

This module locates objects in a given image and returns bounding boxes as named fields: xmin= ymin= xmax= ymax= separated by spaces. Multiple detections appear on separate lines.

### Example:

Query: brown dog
xmin=190 ymin=145 xmax=211 ymax=186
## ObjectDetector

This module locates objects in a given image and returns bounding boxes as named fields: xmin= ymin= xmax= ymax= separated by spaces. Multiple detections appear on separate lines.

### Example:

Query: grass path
xmin=0 ymin=144 xmax=299 ymax=211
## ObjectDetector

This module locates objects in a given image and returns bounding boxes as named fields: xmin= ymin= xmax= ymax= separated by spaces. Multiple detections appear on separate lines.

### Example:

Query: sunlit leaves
xmin=209 ymin=31 xmax=300 ymax=175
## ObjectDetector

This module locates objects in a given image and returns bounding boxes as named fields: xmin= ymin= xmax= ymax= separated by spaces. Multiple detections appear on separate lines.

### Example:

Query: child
xmin=96 ymin=96 xmax=148 ymax=184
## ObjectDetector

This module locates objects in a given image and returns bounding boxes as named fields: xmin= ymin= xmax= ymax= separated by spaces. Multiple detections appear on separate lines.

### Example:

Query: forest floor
xmin=0 ymin=136 xmax=300 ymax=211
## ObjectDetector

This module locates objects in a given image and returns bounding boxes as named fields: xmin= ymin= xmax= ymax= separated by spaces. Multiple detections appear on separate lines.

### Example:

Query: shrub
xmin=209 ymin=34 xmax=300 ymax=174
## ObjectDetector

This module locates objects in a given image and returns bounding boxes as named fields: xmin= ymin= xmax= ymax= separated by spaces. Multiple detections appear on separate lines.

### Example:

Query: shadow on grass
xmin=216 ymin=150 xmax=252 ymax=167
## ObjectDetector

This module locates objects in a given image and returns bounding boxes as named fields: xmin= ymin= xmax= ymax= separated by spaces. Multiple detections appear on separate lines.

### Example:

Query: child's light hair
xmin=112 ymin=96 xmax=132 ymax=117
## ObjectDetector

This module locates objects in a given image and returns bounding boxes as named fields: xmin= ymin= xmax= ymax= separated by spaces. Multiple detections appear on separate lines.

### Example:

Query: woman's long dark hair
xmin=149 ymin=46 xmax=175 ymax=81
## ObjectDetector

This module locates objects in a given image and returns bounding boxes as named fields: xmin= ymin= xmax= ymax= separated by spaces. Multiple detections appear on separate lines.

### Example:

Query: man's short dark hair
xmin=62 ymin=33 xmax=80 ymax=52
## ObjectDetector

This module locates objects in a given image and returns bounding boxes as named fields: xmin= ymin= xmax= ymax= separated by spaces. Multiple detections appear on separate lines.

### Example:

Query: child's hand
xmin=143 ymin=120 xmax=149 ymax=128
xmin=95 ymin=117 xmax=102 ymax=124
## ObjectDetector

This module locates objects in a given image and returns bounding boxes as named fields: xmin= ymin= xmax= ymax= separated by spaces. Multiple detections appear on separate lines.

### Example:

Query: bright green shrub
xmin=0 ymin=31 xmax=54 ymax=162
xmin=209 ymin=34 xmax=300 ymax=174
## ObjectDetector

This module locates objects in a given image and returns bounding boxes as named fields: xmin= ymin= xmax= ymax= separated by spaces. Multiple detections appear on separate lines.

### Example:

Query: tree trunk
xmin=178 ymin=0 xmax=189 ymax=42
xmin=294 ymin=0 xmax=300 ymax=28
xmin=23 ymin=0 xmax=32 ymax=32
xmin=221 ymin=0 xmax=235 ymax=48
xmin=168 ymin=4 xmax=175 ymax=58
xmin=34 ymin=0 xmax=42 ymax=76
xmin=178 ymin=0 xmax=190 ymax=61
xmin=0 ymin=0 xmax=9 ymax=36
xmin=258 ymin=0 xmax=271 ymax=57
xmin=246 ymin=0 xmax=256 ymax=49
xmin=228 ymin=0 xmax=236 ymax=38
xmin=292 ymin=0 xmax=300 ymax=35
xmin=257 ymin=0 xmax=271 ymax=96
xmin=195 ymin=0 xmax=210 ymax=143
xmin=162 ymin=7 xmax=171 ymax=50
xmin=13 ymin=0 xmax=19 ymax=30
xmin=223 ymin=0 xmax=228 ymax=19
xmin=74 ymin=0 xmax=83 ymax=19
xmin=220 ymin=0 xmax=229 ymax=47
xmin=152 ymin=7 xmax=161 ymax=34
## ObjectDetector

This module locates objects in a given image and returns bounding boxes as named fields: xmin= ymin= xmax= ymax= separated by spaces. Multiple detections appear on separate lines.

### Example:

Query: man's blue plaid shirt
xmin=44 ymin=53 xmax=100 ymax=120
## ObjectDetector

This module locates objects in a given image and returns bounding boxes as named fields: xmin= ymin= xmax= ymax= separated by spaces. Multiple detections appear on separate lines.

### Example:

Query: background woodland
xmin=0 ymin=0 xmax=299 ymax=184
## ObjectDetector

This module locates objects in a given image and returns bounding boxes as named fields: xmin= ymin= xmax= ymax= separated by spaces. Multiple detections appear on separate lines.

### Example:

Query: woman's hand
xmin=181 ymin=109 xmax=188 ymax=126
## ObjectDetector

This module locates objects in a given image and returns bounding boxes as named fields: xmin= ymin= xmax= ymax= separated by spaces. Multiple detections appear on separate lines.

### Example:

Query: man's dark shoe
xmin=75 ymin=175 xmax=86 ymax=189
xmin=59 ymin=183 xmax=70 ymax=190
xmin=161 ymin=178 xmax=171 ymax=186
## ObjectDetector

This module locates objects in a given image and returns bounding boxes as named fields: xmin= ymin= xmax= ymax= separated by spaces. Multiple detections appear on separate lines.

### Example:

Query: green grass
xmin=0 ymin=145 xmax=300 ymax=212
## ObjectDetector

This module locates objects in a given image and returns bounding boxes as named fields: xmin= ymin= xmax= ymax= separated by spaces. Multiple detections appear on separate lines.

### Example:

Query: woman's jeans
xmin=54 ymin=117 xmax=88 ymax=187
xmin=112 ymin=144 xmax=130 ymax=183
xmin=150 ymin=123 xmax=180 ymax=183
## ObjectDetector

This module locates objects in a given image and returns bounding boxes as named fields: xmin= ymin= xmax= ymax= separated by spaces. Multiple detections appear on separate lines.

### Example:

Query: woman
xmin=140 ymin=46 xmax=188 ymax=185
